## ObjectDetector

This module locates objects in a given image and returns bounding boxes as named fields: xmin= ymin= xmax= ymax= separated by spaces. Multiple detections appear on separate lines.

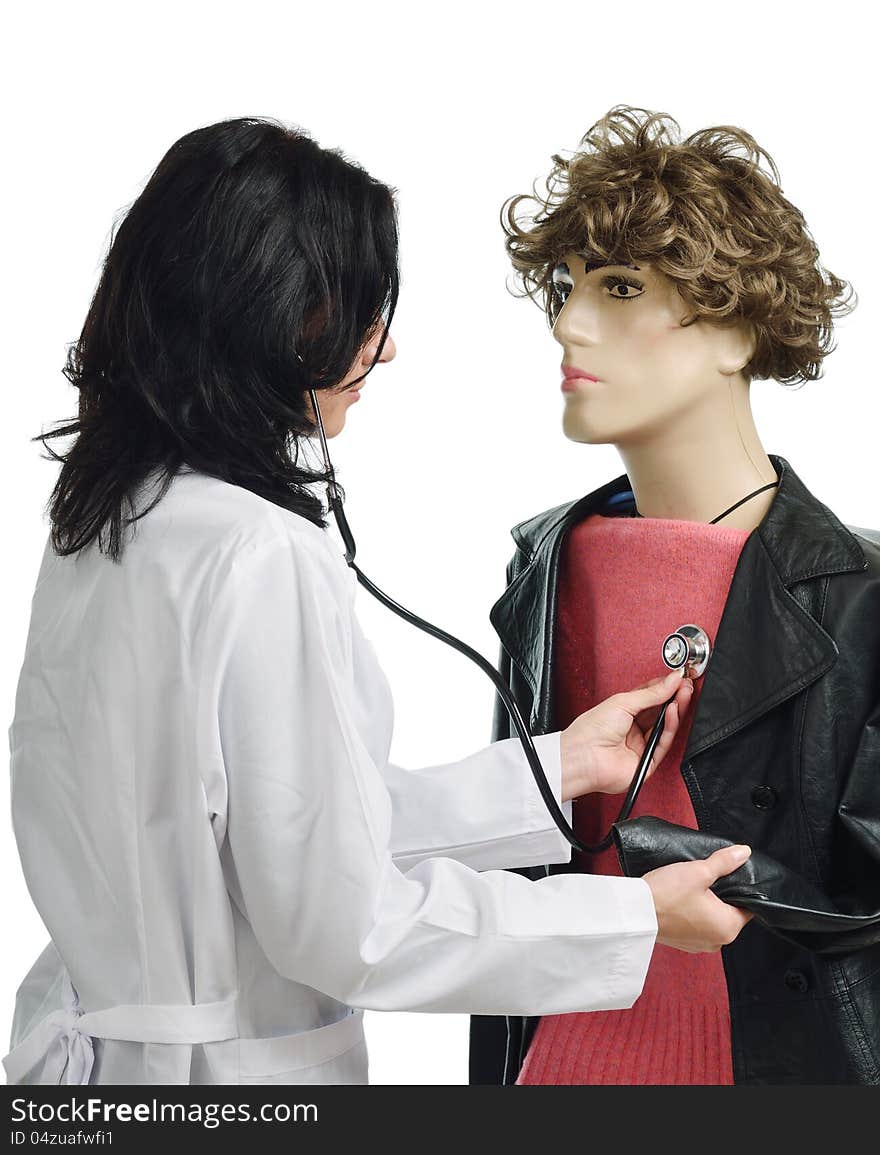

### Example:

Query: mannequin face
xmin=551 ymin=251 xmax=754 ymax=445
xmin=306 ymin=324 xmax=397 ymax=438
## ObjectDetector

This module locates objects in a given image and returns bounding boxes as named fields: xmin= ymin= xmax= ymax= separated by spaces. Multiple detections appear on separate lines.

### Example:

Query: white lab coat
xmin=4 ymin=469 xmax=657 ymax=1085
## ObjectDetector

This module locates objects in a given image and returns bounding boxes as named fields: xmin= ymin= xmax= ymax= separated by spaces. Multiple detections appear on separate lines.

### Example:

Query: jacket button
xmin=783 ymin=969 xmax=810 ymax=993
xmin=751 ymin=785 xmax=777 ymax=810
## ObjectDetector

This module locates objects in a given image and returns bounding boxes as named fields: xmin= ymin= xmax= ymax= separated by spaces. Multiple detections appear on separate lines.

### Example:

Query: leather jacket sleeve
xmin=613 ymin=693 xmax=880 ymax=957
xmin=490 ymin=554 xmax=521 ymax=745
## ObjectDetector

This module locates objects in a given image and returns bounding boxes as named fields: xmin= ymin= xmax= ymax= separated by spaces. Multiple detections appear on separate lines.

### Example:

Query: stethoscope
xmin=306 ymin=388 xmax=727 ymax=854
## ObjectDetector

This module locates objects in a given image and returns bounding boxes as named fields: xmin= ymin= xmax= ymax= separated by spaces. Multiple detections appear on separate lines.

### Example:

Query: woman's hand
xmin=644 ymin=845 xmax=754 ymax=952
xmin=560 ymin=669 xmax=695 ymax=801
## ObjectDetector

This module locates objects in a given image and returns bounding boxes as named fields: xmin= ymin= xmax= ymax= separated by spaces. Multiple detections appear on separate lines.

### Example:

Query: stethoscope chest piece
xmin=661 ymin=624 xmax=712 ymax=678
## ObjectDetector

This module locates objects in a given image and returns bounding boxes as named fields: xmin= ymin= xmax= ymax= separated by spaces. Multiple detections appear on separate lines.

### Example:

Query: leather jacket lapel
xmin=489 ymin=472 xmax=631 ymax=731
xmin=686 ymin=456 xmax=867 ymax=758
xmin=490 ymin=455 xmax=867 ymax=754
xmin=684 ymin=531 xmax=836 ymax=760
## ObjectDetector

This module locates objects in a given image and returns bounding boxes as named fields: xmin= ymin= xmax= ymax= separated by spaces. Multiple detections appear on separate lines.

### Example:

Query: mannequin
xmin=470 ymin=106 xmax=880 ymax=1085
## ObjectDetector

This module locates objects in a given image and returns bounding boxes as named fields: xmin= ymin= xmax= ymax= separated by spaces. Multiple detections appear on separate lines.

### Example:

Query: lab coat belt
xmin=2 ymin=972 xmax=240 ymax=1085
xmin=236 ymin=1008 xmax=365 ymax=1076
xmin=3 ymin=970 xmax=367 ymax=1084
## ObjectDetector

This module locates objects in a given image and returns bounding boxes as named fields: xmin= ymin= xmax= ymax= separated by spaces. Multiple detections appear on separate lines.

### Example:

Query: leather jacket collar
xmin=489 ymin=454 xmax=868 ymax=761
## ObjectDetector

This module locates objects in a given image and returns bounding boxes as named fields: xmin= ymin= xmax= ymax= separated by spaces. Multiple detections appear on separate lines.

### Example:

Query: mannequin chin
xmin=560 ymin=364 xmax=755 ymax=449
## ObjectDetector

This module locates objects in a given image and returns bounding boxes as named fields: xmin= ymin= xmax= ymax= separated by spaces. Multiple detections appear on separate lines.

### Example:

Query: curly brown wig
xmin=502 ymin=105 xmax=855 ymax=384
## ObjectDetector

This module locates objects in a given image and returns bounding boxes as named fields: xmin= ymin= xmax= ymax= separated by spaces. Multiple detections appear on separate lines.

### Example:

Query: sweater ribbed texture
xmin=518 ymin=510 xmax=750 ymax=1085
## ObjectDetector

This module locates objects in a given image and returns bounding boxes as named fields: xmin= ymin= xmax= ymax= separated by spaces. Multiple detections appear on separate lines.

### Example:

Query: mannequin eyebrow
xmin=575 ymin=253 xmax=641 ymax=273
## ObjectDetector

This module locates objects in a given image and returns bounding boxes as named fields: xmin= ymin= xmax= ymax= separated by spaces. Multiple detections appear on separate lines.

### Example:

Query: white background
xmin=2 ymin=1 xmax=877 ymax=1085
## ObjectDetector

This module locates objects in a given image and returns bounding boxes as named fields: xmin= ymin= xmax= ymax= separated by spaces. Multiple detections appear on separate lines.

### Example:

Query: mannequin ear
xmin=717 ymin=319 xmax=757 ymax=377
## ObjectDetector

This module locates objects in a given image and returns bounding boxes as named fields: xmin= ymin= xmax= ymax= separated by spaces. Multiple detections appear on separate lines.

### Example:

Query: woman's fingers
xmin=631 ymin=673 xmax=694 ymax=774
xmin=618 ymin=669 xmax=687 ymax=716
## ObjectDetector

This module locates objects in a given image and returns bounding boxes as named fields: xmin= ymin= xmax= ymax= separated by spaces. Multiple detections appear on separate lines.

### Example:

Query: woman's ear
xmin=717 ymin=319 xmax=757 ymax=376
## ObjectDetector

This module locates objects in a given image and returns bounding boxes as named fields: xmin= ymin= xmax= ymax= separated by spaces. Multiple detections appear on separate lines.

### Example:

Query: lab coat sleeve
xmin=216 ymin=534 xmax=657 ymax=1015
xmin=383 ymin=731 xmax=574 ymax=873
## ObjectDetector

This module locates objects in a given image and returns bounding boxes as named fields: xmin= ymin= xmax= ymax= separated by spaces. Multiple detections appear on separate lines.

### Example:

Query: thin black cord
xmin=634 ymin=480 xmax=778 ymax=525
xmin=708 ymin=481 xmax=779 ymax=524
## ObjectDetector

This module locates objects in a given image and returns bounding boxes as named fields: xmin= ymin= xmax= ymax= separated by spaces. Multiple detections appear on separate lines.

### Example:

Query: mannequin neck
xmin=614 ymin=380 xmax=777 ymax=531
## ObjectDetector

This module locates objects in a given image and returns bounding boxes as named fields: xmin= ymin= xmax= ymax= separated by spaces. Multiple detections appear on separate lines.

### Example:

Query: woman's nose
xmin=377 ymin=330 xmax=396 ymax=363
xmin=363 ymin=328 xmax=396 ymax=365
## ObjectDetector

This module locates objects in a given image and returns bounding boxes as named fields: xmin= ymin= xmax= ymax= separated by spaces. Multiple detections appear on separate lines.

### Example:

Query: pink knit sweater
xmin=517 ymin=510 xmax=751 ymax=1085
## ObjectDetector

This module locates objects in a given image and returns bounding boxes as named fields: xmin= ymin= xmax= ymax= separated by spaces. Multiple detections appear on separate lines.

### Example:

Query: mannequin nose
xmin=553 ymin=297 xmax=599 ymax=349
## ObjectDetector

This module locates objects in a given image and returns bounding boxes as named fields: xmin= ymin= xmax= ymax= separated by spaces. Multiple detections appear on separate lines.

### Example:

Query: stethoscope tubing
xmin=308 ymin=389 xmax=680 ymax=856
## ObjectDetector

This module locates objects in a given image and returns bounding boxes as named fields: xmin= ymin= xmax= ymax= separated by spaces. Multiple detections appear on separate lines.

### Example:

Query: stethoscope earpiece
xmin=662 ymin=624 xmax=712 ymax=679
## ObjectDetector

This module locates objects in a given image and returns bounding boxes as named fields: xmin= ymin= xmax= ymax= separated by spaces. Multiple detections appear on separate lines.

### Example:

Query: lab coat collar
xmin=489 ymin=454 xmax=868 ymax=759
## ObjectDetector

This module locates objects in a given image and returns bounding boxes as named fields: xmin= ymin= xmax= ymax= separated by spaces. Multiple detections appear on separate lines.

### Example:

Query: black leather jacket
xmin=470 ymin=455 xmax=880 ymax=1085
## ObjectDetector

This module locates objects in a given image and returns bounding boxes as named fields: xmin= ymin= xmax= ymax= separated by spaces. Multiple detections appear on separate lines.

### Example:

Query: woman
xmin=470 ymin=106 xmax=880 ymax=1085
xmin=4 ymin=117 xmax=752 ymax=1086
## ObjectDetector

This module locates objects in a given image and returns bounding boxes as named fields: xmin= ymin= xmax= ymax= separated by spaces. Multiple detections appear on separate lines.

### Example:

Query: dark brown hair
xmin=502 ymin=105 xmax=855 ymax=384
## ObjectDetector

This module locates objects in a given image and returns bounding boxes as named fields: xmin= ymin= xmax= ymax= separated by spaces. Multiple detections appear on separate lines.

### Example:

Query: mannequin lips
xmin=561 ymin=365 xmax=600 ymax=392
xmin=562 ymin=365 xmax=600 ymax=382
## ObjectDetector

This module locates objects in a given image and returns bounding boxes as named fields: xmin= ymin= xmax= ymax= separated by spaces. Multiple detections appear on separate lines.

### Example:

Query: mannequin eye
xmin=603 ymin=275 xmax=644 ymax=301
